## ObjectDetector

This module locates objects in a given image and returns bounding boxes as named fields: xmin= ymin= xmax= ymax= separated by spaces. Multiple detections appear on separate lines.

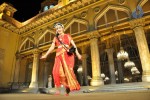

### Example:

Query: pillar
xmin=29 ymin=49 xmax=40 ymax=88
xmin=89 ymin=33 xmax=104 ymax=86
xmin=117 ymin=60 xmax=124 ymax=83
xmin=130 ymin=18 xmax=150 ymax=82
xmin=82 ymin=52 xmax=88 ymax=86
xmin=13 ymin=53 xmax=22 ymax=82
xmin=105 ymin=48 xmax=116 ymax=84
xmin=43 ymin=61 xmax=50 ymax=88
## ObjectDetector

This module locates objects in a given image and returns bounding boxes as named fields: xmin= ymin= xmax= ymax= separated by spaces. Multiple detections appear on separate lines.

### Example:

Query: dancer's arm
xmin=70 ymin=39 xmax=82 ymax=60
xmin=40 ymin=38 xmax=56 ymax=59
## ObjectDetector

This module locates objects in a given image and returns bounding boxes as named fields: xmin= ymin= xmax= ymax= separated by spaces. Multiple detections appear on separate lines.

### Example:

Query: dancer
xmin=40 ymin=22 xmax=82 ymax=96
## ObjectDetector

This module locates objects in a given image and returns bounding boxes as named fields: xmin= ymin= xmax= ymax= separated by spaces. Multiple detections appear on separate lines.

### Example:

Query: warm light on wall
xmin=6 ymin=11 xmax=11 ymax=16
xmin=0 ymin=13 xmax=3 ymax=19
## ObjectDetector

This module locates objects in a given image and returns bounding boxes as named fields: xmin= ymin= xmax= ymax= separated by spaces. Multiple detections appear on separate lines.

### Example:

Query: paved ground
xmin=0 ymin=90 xmax=150 ymax=100
xmin=1 ymin=82 xmax=150 ymax=100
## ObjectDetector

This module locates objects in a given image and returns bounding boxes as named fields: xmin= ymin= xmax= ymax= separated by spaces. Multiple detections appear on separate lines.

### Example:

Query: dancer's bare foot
xmin=65 ymin=93 xmax=69 ymax=96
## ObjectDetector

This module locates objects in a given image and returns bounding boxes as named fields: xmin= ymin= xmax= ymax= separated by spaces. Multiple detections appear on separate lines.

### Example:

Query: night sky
xmin=0 ymin=0 xmax=44 ymax=22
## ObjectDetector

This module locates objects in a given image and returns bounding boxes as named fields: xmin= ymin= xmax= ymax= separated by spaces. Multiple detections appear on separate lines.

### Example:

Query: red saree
xmin=52 ymin=34 xmax=80 ymax=91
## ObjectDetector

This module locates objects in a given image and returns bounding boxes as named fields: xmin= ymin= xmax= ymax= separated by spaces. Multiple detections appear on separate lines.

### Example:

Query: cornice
xmin=0 ymin=14 xmax=22 ymax=33
xmin=0 ymin=2 xmax=17 ymax=13
xmin=32 ymin=48 xmax=42 ymax=55
xmin=86 ymin=30 xmax=101 ymax=39
xmin=19 ymin=0 xmax=108 ymax=34
xmin=129 ymin=18 xmax=145 ymax=29
xmin=0 ymin=0 xmax=109 ymax=34
xmin=0 ymin=0 xmax=149 ymax=35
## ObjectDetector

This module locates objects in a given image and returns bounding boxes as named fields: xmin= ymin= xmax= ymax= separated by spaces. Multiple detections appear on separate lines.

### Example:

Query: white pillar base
xmin=142 ymin=75 xmax=150 ymax=82
xmin=90 ymin=78 xmax=104 ymax=86
xmin=29 ymin=82 xmax=38 ymax=88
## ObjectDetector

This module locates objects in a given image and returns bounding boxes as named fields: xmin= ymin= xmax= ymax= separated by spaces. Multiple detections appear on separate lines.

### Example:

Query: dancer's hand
xmin=77 ymin=54 xmax=82 ymax=60
xmin=40 ymin=55 xmax=47 ymax=60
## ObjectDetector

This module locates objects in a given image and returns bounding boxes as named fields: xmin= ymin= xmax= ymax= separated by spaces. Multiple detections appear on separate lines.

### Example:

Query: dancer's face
xmin=55 ymin=25 xmax=64 ymax=34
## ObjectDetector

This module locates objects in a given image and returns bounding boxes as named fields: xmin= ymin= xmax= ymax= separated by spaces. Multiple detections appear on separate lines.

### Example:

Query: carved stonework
xmin=0 ymin=3 xmax=17 ymax=17
xmin=81 ymin=11 xmax=87 ymax=18
xmin=129 ymin=18 xmax=145 ymax=29
xmin=94 ymin=7 xmax=100 ymax=13
xmin=87 ymin=31 xmax=100 ymax=39
xmin=105 ymin=39 xmax=112 ymax=49
xmin=105 ymin=48 xmax=114 ymax=55
xmin=15 ymin=53 xmax=22 ymax=60
xmin=118 ymin=0 xmax=125 ymax=4
xmin=32 ymin=48 xmax=41 ymax=55
xmin=62 ymin=19 xmax=67 ymax=24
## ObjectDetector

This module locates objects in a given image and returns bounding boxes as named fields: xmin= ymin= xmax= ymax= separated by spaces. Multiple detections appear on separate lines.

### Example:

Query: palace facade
xmin=0 ymin=0 xmax=150 ymax=89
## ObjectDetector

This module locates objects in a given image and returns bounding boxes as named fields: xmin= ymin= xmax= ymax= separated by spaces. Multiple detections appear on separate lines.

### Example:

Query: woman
xmin=40 ymin=22 xmax=82 ymax=96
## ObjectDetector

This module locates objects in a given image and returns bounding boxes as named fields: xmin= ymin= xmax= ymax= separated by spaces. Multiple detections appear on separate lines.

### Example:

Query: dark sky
xmin=0 ymin=0 xmax=44 ymax=22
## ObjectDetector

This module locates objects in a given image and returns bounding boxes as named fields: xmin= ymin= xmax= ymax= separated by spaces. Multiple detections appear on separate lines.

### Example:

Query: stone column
xmin=89 ymin=32 xmax=104 ymax=86
xmin=117 ymin=60 xmax=124 ymax=83
xmin=13 ymin=53 xmax=22 ymax=82
xmin=43 ymin=61 xmax=50 ymax=88
xmin=82 ymin=53 xmax=88 ymax=86
xmin=29 ymin=49 xmax=40 ymax=88
xmin=130 ymin=18 xmax=150 ymax=82
xmin=105 ymin=48 xmax=116 ymax=84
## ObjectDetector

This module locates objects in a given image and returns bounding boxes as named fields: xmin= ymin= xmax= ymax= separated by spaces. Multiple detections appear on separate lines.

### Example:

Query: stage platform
xmin=0 ymin=82 xmax=150 ymax=100
xmin=0 ymin=90 xmax=150 ymax=100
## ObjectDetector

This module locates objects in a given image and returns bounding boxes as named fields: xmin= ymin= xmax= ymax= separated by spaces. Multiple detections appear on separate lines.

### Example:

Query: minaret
xmin=41 ymin=0 xmax=58 ymax=12
xmin=40 ymin=0 xmax=77 ymax=12
xmin=58 ymin=0 xmax=76 ymax=7
xmin=0 ymin=2 xmax=17 ymax=18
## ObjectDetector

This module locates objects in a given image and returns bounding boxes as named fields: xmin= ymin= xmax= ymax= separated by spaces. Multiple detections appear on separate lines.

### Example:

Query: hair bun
xmin=53 ymin=22 xmax=64 ymax=28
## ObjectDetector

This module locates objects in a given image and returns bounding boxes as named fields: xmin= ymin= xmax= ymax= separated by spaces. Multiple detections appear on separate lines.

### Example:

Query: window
xmin=20 ymin=40 xmax=34 ymax=51
xmin=49 ymin=5 xmax=54 ymax=9
xmin=65 ymin=21 xmax=87 ymax=36
xmin=97 ymin=9 xmax=129 ymax=28
xmin=44 ymin=6 xmax=49 ymax=11
xmin=39 ymin=32 xmax=55 ymax=46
